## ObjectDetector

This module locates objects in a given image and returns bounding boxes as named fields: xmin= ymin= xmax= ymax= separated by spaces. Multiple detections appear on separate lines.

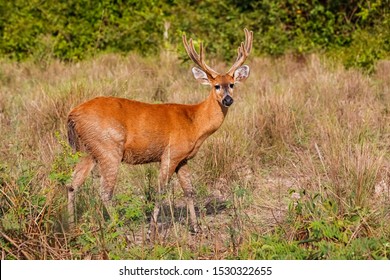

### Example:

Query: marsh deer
xmin=67 ymin=28 xmax=253 ymax=238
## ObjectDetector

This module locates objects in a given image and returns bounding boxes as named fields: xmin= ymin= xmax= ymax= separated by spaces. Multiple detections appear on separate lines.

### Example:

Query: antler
xmin=226 ymin=28 xmax=253 ymax=76
xmin=182 ymin=34 xmax=220 ymax=79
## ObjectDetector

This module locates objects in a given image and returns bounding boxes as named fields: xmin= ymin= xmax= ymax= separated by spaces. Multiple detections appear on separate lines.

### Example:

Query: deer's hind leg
xmin=68 ymin=155 xmax=95 ymax=225
xmin=91 ymin=145 xmax=124 ymax=223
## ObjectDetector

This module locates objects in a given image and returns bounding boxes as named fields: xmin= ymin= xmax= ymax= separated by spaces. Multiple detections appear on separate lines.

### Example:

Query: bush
xmin=0 ymin=0 xmax=389 ymax=71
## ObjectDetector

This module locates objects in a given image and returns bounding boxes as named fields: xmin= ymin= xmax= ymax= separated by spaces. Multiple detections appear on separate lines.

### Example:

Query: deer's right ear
xmin=192 ymin=67 xmax=211 ymax=85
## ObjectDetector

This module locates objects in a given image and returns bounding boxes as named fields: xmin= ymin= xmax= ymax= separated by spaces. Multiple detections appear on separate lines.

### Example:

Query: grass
xmin=0 ymin=52 xmax=389 ymax=259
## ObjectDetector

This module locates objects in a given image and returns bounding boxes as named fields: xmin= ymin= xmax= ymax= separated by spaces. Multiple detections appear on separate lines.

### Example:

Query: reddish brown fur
xmin=68 ymin=90 xmax=229 ymax=164
xmin=67 ymin=29 xmax=252 ymax=239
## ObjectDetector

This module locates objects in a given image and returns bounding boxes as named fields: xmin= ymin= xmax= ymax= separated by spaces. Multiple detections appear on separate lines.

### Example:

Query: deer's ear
xmin=234 ymin=65 xmax=250 ymax=83
xmin=192 ymin=67 xmax=211 ymax=85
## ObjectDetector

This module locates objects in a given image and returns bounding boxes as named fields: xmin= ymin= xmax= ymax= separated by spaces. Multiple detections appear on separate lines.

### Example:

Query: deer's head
xmin=183 ymin=29 xmax=253 ymax=108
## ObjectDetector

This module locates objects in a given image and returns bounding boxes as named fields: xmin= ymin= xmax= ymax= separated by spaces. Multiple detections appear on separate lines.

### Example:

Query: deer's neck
xmin=194 ymin=93 xmax=228 ymax=138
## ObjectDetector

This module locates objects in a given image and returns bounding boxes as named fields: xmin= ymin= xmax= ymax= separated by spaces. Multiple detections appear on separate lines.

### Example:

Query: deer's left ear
xmin=233 ymin=65 xmax=250 ymax=83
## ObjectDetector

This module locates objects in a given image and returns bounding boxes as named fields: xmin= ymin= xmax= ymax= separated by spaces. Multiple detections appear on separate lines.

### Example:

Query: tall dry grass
xmin=0 ymin=53 xmax=389 ymax=259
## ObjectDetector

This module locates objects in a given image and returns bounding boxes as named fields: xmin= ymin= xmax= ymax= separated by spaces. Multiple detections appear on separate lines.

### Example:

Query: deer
xmin=66 ymin=28 xmax=253 ymax=239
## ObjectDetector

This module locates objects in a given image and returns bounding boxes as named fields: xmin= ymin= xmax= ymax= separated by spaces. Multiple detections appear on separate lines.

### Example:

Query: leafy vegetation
xmin=0 ymin=0 xmax=389 ymax=71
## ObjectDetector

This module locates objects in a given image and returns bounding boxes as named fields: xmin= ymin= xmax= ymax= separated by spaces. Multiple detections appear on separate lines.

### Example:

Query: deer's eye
xmin=229 ymin=83 xmax=234 ymax=89
xmin=215 ymin=85 xmax=221 ymax=90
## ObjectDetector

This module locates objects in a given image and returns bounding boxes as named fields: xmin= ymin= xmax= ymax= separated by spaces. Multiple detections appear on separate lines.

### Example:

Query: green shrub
xmin=1 ymin=0 xmax=389 ymax=70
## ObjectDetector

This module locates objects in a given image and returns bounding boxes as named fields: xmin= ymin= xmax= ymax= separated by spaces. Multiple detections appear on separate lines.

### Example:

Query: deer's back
xmin=68 ymin=96 xmax=198 ymax=164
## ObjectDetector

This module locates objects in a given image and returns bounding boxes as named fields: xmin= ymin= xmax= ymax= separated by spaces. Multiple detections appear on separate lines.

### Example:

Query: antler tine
xmin=227 ymin=28 xmax=253 ymax=76
xmin=244 ymin=28 xmax=253 ymax=54
xmin=183 ymin=36 xmax=200 ymax=68
xmin=182 ymin=34 xmax=220 ymax=78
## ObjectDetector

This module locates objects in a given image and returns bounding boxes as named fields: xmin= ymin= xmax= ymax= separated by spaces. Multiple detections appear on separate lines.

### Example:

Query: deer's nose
xmin=222 ymin=95 xmax=234 ymax=107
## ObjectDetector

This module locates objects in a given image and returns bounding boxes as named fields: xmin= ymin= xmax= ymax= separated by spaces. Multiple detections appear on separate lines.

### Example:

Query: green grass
xmin=0 ymin=53 xmax=389 ymax=259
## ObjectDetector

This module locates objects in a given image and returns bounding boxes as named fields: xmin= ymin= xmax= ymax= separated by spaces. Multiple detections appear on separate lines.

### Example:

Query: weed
xmin=49 ymin=132 xmax=81 ymax=186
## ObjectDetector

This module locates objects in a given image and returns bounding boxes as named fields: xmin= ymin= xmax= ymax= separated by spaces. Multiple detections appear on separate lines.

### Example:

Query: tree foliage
xmin=0 ymin=0 xmax=389 ymax=69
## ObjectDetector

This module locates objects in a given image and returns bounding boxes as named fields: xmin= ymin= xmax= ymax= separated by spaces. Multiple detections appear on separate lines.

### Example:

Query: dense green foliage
xmin=0 ymin=0 xmax=389 ymax=70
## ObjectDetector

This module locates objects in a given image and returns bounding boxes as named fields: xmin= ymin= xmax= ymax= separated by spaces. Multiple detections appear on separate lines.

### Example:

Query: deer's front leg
xmin=148 ymin=156 xmax=178 ymax=241
xmin=176 ymin=162 xmax=199 ymax=233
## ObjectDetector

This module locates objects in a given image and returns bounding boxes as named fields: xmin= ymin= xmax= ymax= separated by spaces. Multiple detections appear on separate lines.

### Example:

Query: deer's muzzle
xmin=222 ymin=95 xmax=234 ymax=107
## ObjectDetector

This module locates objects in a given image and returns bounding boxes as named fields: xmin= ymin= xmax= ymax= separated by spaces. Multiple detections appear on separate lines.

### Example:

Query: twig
xmin=0 ymin=231 xmax=33 ymax=260
xmin=314 ymin=142 xmax=329 ymax=180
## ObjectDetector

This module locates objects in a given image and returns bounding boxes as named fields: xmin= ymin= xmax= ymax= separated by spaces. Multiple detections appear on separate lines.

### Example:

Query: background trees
xmin=0 ymin=0 xmax=389 ymax=71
